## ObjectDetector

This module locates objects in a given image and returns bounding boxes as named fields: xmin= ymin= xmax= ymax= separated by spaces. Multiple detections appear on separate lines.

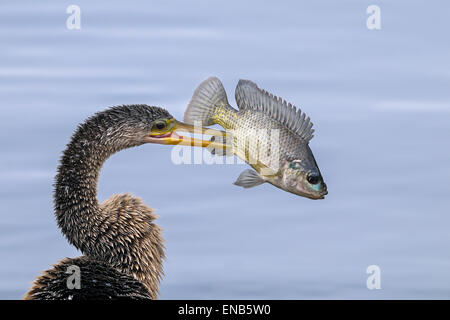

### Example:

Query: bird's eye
xmin=307 ymin=173 xmax=320 ymax=185
xmin=289 ymin=161 xmax=302 ymax=170
xmin=153 ymin=121 xmax=167 ymax=131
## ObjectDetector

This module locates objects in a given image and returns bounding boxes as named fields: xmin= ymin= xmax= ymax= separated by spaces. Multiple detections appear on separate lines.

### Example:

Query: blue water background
xmin=0 ymin=1 xmax=449 ymax=299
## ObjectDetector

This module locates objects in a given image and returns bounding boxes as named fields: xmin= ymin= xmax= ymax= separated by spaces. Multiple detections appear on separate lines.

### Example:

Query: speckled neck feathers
xmin=54 ymin=105 xmax=169 ymax=299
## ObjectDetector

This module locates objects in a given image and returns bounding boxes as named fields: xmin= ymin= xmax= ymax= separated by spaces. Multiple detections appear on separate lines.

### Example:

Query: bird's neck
xmin=54 ymin=117 xmax=164 ymax=298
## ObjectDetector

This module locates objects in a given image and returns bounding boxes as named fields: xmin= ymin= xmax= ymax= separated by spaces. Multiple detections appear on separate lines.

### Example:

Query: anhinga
xmin=24 ymin=105 xmax=225 ymax=300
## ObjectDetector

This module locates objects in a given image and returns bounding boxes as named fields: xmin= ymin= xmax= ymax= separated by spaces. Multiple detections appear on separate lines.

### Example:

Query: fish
xmin=184 ymin=77 xmax=327 ymax=199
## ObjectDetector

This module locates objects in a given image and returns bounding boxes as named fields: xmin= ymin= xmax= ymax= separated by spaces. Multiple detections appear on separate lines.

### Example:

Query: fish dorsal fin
xmin=235 ymin=80 xmax=314 ymax=142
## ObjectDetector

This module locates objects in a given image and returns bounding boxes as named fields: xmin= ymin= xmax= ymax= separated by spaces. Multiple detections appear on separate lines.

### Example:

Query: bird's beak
xmin=145 ymin=120 xmax=228 ymax=150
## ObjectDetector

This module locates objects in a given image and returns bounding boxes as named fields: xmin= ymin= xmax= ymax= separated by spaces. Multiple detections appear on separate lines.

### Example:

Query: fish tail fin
xmin=184 ymin=77 xmax=230 ymax=125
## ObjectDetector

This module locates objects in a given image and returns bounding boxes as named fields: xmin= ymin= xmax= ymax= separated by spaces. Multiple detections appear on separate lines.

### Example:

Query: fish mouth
xmin=145 ymin=120 xmax=227 ymax=149
xmin=318 ymin=190 xmax=328 ymax=199
xmin=315 ymin=186 xmax=328 ymax=199
xmin=304 ymin=191 xmax=327 ymax=200
xmin=312 ymin=185 xmax=328 ymax=200
xmin=295 ymin=183 xmax=327 ymax=200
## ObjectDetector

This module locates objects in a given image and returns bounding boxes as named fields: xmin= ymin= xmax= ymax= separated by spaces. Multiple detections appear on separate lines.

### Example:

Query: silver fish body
xmin=184 ymin=77 xmax=327 ymax=199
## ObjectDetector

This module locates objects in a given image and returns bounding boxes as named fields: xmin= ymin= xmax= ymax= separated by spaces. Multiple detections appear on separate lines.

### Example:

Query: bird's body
xmin=23 ymin=256 xmax=151 ymax=300
xmin=25 ymin=104 xmax=221 ymax=300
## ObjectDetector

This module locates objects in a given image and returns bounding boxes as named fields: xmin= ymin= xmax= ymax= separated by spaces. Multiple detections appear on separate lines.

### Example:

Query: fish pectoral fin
xmin=233 ymin=169 xmax=266 ymax=188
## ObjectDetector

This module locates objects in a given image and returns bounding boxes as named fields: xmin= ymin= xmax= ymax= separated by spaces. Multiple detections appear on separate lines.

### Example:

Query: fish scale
xmin=216 ymin=108 xmax=303 ymax=175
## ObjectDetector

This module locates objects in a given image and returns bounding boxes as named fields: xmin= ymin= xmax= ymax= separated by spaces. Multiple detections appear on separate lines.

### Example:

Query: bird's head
xmin=92 ymin=105 xmax=225 ymax=149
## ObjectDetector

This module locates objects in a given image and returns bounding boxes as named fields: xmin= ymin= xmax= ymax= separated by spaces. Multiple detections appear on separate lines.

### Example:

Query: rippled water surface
xmin=1 ymin=0 xmax=449 ymax=299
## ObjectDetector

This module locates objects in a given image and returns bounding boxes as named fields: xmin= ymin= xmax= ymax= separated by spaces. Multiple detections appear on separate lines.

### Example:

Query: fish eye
xmin=289 ymin=161 xmax=302 ymax=170
xmin=307 ymin=173 xmax=320 ymax=185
